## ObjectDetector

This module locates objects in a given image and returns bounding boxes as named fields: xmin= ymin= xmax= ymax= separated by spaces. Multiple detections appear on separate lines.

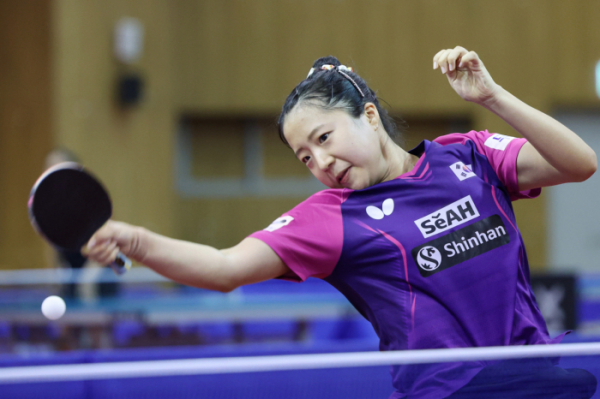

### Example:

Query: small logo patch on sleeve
xmin=484 ymin=133 xmax=515 ymax=151
xmin=264 ymin=216 xmax=294 ymax=232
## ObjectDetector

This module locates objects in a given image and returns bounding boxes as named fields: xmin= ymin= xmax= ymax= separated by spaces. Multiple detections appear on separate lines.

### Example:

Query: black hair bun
xmin=312 ymin=56 xmax=341 ymax=69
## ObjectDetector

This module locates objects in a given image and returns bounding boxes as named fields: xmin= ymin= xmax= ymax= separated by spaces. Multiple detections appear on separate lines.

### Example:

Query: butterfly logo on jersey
xmin=416 ymin=246 xmax=442 ymax=271
xmin=450 ymin=161 xmax=476 ymax=181
xmin=366 ymin=198 xmax=394 ymax=220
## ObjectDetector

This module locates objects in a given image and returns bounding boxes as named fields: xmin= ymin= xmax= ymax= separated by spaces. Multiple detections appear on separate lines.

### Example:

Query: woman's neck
xmin=380 ymin=139 xmax=419 ymax=182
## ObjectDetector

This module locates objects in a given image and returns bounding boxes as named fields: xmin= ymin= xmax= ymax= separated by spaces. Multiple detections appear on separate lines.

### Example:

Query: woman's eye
xmin=318 ymin=133 xmax=329 ymax=144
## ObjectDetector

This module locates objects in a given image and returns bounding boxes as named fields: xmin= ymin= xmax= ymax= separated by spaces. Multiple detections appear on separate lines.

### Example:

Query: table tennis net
xmin=0 ymin=344 xmax=599 ymax=399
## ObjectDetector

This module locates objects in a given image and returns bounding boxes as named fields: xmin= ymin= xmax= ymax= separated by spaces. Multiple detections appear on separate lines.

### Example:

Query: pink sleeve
xmin=249 ymin=190 xmax=345 ymax=282
xmin=434 ymin=130 xmax=541 ymax=201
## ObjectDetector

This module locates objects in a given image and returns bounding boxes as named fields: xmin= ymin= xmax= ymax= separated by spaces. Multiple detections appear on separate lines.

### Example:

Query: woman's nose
xmin=315 ymin=150 xmax=334 ymax=171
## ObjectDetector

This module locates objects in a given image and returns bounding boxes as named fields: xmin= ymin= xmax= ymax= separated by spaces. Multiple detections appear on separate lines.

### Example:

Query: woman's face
xmin=283 ymin=103 xmax=390 ymax=190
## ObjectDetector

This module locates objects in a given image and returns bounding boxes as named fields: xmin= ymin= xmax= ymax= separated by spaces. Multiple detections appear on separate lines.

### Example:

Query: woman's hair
xmin=277 ymin=56 xmax=404 ymax=146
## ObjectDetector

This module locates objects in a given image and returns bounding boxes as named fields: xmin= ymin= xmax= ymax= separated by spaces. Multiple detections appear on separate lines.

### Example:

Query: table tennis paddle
xmin=28 ymin=162 xmax=131 ymax=275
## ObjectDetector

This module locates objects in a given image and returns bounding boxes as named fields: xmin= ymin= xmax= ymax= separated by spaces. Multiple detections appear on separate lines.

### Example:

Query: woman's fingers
xmin=432 ymin=49 xmax=445 ymax=69
xmin=434 ymin=49 xmax=451 ymax=73
xmin=83 ymin=238 xmax=119 ymax=265
xmin=447 ymin=46 xmax=468 ymax=71
xmin=433 ymin=46 xmax=497 ymax=104
xmin=85 ymin=222 xmax=113 ymax=250
xmin=433 ymin=46 xmax=470 ymax=74
xmin=81 ymin=221 xmax=120 ymax=263
xmin=457 ymin=51 xmax=481 ymax=69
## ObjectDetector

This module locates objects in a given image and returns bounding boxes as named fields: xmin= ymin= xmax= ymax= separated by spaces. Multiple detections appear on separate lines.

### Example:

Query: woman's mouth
xmin=337 ymin=167 xmax=351 ymax=186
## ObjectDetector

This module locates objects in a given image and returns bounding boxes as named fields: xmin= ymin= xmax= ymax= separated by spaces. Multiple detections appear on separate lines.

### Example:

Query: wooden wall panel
xmin=171 ymin=0 xmax=600 ymax=111
xmin=0 ymin=0 xmax=53 ymax=269
xmin=188 ymin=120 xmax=245 ymax=178
xmin=53 ymin=0 xmax=175 ymax=237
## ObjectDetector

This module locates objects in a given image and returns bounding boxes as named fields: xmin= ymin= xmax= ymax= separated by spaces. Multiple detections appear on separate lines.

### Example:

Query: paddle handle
xmin=109 ymin=252 xmax=132 ymax=275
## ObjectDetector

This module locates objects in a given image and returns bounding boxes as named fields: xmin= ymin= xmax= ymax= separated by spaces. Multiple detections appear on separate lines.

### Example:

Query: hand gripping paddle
xmin=28 ymin=162 xmax=131 ymax=275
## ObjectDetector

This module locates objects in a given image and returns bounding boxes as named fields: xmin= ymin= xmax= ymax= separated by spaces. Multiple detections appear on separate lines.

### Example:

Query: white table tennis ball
xmin=41 ymin=295 xmax=66 ymax=320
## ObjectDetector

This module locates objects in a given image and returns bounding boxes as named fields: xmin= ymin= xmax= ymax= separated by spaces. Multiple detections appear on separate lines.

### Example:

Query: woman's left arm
xmin=481 ymin=89 xmax=597 ymax=190
xmin=434 ymin=46 xmax=597 ymax=191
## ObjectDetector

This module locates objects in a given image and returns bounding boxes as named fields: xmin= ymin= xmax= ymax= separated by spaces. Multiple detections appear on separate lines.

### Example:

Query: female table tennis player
xmin=84 ymin=47 xmax=597 ymax=398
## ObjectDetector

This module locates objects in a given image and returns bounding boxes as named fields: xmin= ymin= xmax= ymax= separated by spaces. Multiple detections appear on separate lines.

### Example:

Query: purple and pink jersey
xmin=250 ymin=130 xmax=560 ymax=398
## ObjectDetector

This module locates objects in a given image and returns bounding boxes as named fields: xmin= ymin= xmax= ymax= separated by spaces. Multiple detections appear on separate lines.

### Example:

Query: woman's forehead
xmin=283 ymin=106 xmax=345 ymax=141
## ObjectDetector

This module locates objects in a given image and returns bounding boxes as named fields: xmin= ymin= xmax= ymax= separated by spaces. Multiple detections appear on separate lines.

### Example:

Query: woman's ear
xmin=364 ymin=102 xmax=380 ymax=130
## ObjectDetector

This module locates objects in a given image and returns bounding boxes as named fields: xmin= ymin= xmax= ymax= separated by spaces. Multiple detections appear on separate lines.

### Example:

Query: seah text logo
xmin=414 ymin=196 xmax=480 ymax=238
xmin=411 ymin=215 xmax=510 ymax=277
xmin=264 ymin=216 xmax=294 ymax=232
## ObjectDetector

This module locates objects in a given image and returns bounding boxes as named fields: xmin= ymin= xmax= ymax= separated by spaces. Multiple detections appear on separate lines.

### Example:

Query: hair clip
xmin=305 ymin=63 xmax=364 ymax=98
xmin=337 ymin=70 xmax=365 ymax=97
xmin=307 ymin=64 xmax=341 ymax=78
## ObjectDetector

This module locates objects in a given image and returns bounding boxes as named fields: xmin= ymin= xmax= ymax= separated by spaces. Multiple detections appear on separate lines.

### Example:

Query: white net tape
xmin=2 ymin=343 xmax=600 ymax=384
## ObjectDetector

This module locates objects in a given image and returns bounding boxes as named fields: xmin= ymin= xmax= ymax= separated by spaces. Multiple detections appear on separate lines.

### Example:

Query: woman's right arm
xmin=82 ymin=221 xmax=290 ymax=292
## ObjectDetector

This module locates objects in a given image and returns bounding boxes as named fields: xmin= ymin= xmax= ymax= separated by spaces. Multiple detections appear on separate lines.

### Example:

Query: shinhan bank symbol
xmin=366 ymin=198 xmax=394 ymax=220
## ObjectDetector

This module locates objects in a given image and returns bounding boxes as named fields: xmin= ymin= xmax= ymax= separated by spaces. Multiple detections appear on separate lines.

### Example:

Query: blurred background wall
xmin=2 ymin=0 xmax=599 ymax=270
xmin=0 ymin=1 xmax=53 ymax=270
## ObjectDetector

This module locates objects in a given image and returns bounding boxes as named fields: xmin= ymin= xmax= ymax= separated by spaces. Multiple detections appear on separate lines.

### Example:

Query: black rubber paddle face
xmin=29 ymin=164 xmax=112 ymax=251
